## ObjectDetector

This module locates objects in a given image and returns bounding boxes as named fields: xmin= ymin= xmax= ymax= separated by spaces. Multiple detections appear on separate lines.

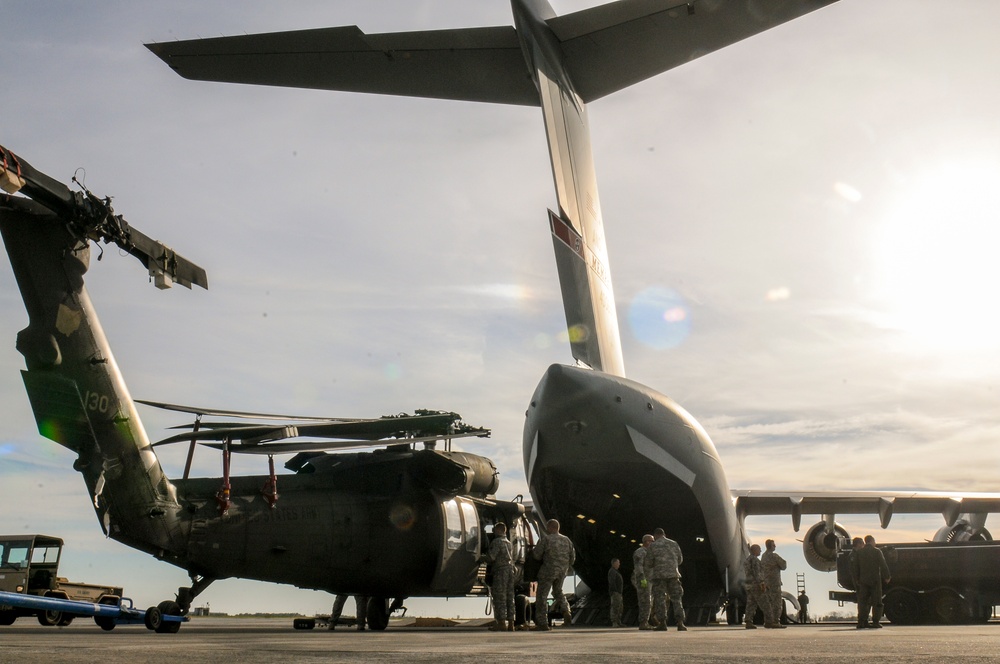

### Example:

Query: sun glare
xmin=872 ymin=160 xmax=1000 ymax=350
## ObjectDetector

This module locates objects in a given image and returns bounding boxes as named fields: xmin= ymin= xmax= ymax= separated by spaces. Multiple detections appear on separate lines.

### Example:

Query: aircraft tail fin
xmin=0 ymin=159 xmax=193 ymax=554
xmin=534 ymin=51 xmax=625 ymax=376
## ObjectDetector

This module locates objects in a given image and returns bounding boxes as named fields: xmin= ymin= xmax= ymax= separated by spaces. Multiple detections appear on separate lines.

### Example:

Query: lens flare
xmin=627 ymin=286 xmax=691 ymax=350
xmin=389 ymin=503 xmax=416 ymax=531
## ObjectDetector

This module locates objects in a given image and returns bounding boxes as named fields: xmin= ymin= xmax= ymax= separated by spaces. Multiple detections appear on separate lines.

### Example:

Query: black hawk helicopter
xmin=0 ymin=145 xmax=532 ymax=631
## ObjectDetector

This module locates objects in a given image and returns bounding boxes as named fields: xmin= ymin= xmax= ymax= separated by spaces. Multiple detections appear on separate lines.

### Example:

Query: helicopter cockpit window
xmin=460 ymin=501 xmax=480 ymax=553
xmin=444 ymin=499 xmax=462 ymax=551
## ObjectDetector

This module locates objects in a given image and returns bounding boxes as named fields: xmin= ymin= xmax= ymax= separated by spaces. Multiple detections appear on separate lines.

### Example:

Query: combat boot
xmin=562 ymin=609 xmax=573 ymax=626
xmin=745 ymin=622 xmax=757 ymax=629
xmin=676 ymin=622 xmax=687 ymax=631
xmin=488 ymin=620 xmax=505 ymax=631
xmin=507 ymin=620 xmax=515 ymax=631
xmin=638 ymin=622 xmax=652 ymax=630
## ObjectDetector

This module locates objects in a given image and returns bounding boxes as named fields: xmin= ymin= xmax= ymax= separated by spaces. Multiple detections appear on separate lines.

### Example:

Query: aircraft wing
xmin=145 ymin=25 xmax=541 ymax=106
xmin=733 ymin=489 xmax=1000 ymax=531
xmin=552 ymin=0 xmax=841 ymax=103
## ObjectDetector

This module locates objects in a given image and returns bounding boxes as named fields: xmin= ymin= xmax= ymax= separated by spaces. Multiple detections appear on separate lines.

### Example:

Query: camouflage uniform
xmin=632 ymin=546 xmax=652 ymax=628
xmin=532 ymin=531 xmax=575 ymax=628
xmin=760 ymin=548 xmax=786 ymax=625
xmin=487 ymin=533 xmax=515 ymax=623
xmin=330 ymin=594 xmax=368 ymax=631
xmin=644 ymin=537 xmax=685 ymax=629
xmin=608 ymin=564 xmax=624 ymax=627
xmin=742 ymin=553 xmax=765 ymax=627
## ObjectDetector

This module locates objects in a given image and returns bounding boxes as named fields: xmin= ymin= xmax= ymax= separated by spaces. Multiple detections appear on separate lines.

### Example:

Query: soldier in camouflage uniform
xmin=532 ymin=519 xmax=575 ymax=631
xmin=632 ymin=534 xmax=654 ymax=630
xmin=608 ymin=558 xmax=624 ymax=627
xmin=644 ymin=527 xmax=686 ymax=631
xmin=742 ymin=544 xmax=765 ymax=629
xmin=486 ymin=522 xmax=516 ymax=631
xmin=760 ymin=539 xmax=787 ymax=628
xmin=328 ymin=594 xmax=368 ymax=631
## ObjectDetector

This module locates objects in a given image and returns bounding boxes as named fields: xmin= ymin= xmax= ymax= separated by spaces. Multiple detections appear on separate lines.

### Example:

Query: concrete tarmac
xmin=3 ymin=617 xmax=1000 ymax=663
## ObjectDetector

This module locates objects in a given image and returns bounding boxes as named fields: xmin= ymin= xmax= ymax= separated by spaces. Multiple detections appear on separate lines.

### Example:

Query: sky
xmin=2 ymin=0 xmax=1000 ymax=621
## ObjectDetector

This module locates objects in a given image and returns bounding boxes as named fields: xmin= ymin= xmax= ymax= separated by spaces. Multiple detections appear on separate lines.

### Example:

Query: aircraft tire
xmin=154 ymin=600 xmax=182 ymax=633
xmin=725 ymin=595 xmax=740 ymax=625
xmin=366 ymin=597 xmax=390 ymax=631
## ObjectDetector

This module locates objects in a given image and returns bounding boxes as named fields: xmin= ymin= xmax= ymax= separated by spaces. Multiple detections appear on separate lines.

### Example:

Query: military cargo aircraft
xmin=0 ymin=144 xmax=533 ymax=630
xmin=145 ymin=0 xmax=1000 ymax=624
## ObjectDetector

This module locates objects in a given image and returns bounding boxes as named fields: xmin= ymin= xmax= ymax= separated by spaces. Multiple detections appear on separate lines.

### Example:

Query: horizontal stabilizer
xmin=0 ymin=144 xmax=208 ymax=290
xmin=147 ymin=1 xmax=839 ymax=108
xmin=21 ymin=371 xmax=99 ymax=454
xmin=146 ymin=25 xmax=540 ymax=106
xmin=551 ymin=0 xmax=841 ymax=102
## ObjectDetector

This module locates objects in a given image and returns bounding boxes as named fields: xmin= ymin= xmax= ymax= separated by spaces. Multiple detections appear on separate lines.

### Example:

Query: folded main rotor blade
xmin=151 ymin=410 xmax=484 ymax=446
xmin=137 ymin=399 xmax=353 ymax=422
xmin=202 ymin=430 xmax=490 ymax=455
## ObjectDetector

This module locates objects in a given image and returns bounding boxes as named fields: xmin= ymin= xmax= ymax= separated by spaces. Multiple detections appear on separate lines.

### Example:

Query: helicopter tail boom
xmin=1 ymin=187 xmax=187 ymax=557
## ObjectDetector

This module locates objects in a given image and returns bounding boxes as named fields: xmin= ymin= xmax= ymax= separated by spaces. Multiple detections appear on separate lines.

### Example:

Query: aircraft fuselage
xmin=524 ymin=364 xmax=746 ymax=619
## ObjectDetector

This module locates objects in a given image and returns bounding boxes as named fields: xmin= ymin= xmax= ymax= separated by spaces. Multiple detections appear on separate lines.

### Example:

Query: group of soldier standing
xmin=333 ymin=523 xmax=891 ymax=633
xmin=742 ymin=539 xmax=788 ymax=629
xmin=625 ymin=529 xmax=686 ymax=630
xmin=487 ymin=518 xmax=576 ymax=631
xmin=488 ymin=519 xmax=687 ymax=632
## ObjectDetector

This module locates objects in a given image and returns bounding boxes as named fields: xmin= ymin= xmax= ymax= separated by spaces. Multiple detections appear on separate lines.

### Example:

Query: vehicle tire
xmin=930 ymin=588 xmax=970 ymax=625
xmin=0 ymin=611 xmax=17 ymax=626
xmin=366 ymin=597 xmax=389 ymax=631
xmin=38 ymin=609 xmax=61 ymax=627
xmin=144 ymin=605 xmax=162 ymax=631
xmin=95 ymin=616 xmax=117 ymax=631
xmin=155 ymin=600 xmax=182 ymax=633
xmin=57 ymin=613 xmax=74 ymax=627
xmin=292 ymin=618 xmax=316 ymax=630
xmin=883 ymin=588 xmax=921 ymax=625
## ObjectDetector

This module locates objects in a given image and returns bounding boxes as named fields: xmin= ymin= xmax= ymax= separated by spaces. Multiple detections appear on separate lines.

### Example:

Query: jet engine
xmin=803 ymin=520 xmax=850 ymax=572
xmin=933 ymin=516 xmax=992 ymax=543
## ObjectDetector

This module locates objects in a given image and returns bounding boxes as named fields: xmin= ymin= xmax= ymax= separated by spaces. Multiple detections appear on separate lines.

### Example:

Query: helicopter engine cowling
xmin=803 ymin=520 xmax=850 ymax=571
xmin=412 ymin=450 xmax=500 ymax=496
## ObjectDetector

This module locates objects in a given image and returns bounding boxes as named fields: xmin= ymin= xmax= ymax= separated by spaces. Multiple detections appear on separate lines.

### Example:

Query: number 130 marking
xmin=84 ymin=391 xmax=111 ymax=414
